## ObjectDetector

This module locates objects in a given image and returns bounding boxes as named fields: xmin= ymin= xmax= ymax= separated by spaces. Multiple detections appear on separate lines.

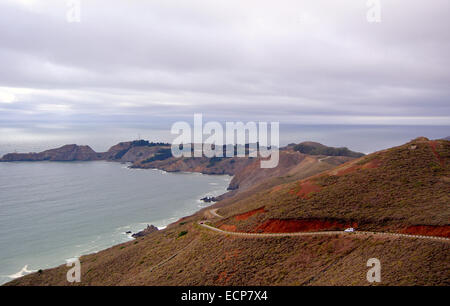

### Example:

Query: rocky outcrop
xmin=101 ymin=141 xmax=134 ymax=160
xmin=0 ymin=141 xmax=171 ymax=163
xmin=0 ymin=144 xmax=101 ymax=162
xmin=132 ymin=155 xmax=254 ymax=176
xmin=132 ymin=225 xmax=159 ymax=238
xmin=101 ymin=140 xmax=171 ymax=162
xmin=200 ymin=196 xmax=218 ymax=203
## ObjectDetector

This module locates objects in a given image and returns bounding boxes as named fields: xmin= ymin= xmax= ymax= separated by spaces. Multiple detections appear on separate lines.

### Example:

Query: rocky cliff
xmin=0 ymin=140 xmax=359 ymax=197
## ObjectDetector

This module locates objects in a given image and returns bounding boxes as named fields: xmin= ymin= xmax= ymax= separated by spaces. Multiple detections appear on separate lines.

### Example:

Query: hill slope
xmin=288 ymin=141 xmax=365 ymax=158
xmin=5 ymin=138 xmax=450 ymax=286
xmin=0 ymin=144 xmax=101 ymax=161
xmin=217 ymin=137 xmax=450 ymax=235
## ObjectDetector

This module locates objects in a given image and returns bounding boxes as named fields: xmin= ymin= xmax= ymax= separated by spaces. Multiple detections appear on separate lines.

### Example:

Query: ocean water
xmin=0 ymin=161 xmax=231 ymax=285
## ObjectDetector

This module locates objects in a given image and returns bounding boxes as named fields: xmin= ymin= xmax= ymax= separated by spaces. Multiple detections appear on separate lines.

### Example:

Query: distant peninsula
xmin=0 ymin=140 xmax=364 ymax=199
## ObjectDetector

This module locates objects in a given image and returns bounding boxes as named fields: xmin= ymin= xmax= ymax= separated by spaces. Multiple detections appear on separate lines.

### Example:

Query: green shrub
xmin=142 ymin=148 xmax=173 ymax=164
xmin=178 ymin=231 xmax=188 ymax=237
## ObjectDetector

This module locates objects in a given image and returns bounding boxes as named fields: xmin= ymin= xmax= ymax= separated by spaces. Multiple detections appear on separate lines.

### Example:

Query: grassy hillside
xmin=290 ymin=141 xmax=365 ymax=158
xmin=6 ymin=138 xmax=450 ymax=286
xmin=133 ymin=150 xmax=353 ymax=199
xmin=7 ymin=217 xmax=448 ymax=286
xmin=217 ymin=137 xmax=450 ymax=234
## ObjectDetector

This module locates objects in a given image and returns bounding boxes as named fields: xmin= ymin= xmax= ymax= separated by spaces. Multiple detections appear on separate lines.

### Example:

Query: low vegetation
xmin=5 ymin=138 xmax=449 ymax=286
xmin=141 ymin=148 xmax=173 ymax=164
xmin=293 ymin=141 xmax=365 ymax=158
xmin=178 ymin=231 xmax=188 ymax=237
xmin=218 ymin=138 xmax=449 ymax=235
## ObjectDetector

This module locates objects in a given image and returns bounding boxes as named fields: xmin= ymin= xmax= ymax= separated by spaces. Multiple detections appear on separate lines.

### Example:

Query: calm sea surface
xmin=0 ymin=161 xmax=230 ymax=285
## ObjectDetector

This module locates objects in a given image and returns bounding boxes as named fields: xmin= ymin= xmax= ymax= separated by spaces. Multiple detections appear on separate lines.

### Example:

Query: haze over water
xmin=0 ymin=124 xmax=448 ymax=157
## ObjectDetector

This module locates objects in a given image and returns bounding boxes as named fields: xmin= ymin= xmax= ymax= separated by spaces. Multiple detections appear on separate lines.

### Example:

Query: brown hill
xmin=0 ymin=140 xmax=171 ymax=163
xmin=288 ymin=141 xmax=365 ymax=158
xmin=100 ymin=140 xmax=171 ymax=162
xmin=134 ymin=150 xmax=353 ymax=199
xmin=217 ymin=137 xmax=450 ymax=234
xmin=0 ymin=144 xmax=101 ymax=161
xmin=6 ymin=226 xmax=448 ymax=286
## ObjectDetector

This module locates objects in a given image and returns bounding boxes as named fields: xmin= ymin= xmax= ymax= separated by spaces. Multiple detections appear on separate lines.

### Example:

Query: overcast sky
xmin=0 ymin=0 xmax=449 ymax=128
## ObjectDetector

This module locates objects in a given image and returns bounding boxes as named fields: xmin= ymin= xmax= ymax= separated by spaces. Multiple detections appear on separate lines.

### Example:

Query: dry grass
xmin=6 ymin=139 xmax=450 ymax=286
xmin=7 ymin=222 xmax=449 ymax=286
xmin=218 ymin=139 xmax=450 ymax=233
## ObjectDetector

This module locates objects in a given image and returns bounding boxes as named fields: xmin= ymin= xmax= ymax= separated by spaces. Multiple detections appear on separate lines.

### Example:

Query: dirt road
xmin=200 ymin=209 xmax=450 ymax=242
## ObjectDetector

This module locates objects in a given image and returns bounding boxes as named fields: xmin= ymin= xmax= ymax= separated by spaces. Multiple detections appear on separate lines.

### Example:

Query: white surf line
xmin=6 ymin=265 xmax=36 ymax=279
xmin=200 ymin=210 xmax=450 ymax=242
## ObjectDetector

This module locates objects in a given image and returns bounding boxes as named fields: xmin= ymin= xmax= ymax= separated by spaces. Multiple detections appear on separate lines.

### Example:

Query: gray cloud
xmin=0 ymin=0 xmax=449 ymax=126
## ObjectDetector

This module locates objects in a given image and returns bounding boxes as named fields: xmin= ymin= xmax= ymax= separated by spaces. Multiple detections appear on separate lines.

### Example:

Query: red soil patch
xmin=429 ymin=141 xmax=445 ymax=167
xmin=254 ymin=219 xmax=357 ymax=233
xmin=402 ymin=225 xmax=450 ymax=238
xmin=219 ymin=224 xmax=237 ymax=232
xmin=234 ymin=207 xmax=266 ymax=221
xmin=291 ymin=181 xmax=322 ymax=198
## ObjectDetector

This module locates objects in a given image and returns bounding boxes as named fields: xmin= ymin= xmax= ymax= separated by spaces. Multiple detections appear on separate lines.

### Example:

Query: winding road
xmin=149 ymin=208 xmax=449 ymax=273
xmin=318 ymin=156 xmax=332 ymax=163
xmin=199 ymin=209 xmax=450 ymax=242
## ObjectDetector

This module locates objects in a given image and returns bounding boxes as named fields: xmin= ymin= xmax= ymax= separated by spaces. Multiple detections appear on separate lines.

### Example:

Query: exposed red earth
xmin=254 ymin=218 xmax=357 ymax=233
xmin=234 ymin=207 xmax=266 ymax=221
xmin=219 ymin=224 xmax=237 ymax=232
xmin=402 ymin=225 xmax=450 ymax=238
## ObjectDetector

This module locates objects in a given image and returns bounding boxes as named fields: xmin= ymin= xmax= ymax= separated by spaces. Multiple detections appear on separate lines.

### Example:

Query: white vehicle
xmin=344 ymin=228 xmax=355 ymax=232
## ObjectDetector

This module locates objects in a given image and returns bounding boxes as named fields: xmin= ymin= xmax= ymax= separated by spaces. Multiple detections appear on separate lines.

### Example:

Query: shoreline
xmin=0 ymin=162 xmax=232 ymax=285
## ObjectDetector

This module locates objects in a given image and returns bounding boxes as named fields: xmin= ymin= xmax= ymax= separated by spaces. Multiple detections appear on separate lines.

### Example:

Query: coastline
xmin=0 ymin=161 xmax=232 ymax=285
xmin=0 ymin=139 xmax=363 ymax=285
